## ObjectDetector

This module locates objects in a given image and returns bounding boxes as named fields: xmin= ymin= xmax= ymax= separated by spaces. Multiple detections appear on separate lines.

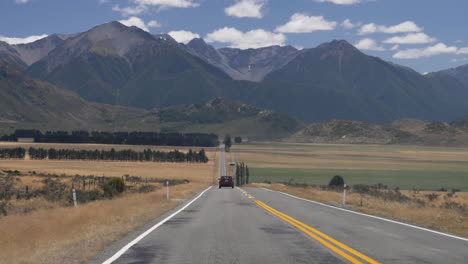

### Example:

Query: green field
xmin=235 ymin=142 xmax=468 ymax=191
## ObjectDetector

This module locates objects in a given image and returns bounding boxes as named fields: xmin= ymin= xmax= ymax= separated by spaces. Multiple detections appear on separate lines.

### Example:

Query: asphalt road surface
xmin=90 ymin=186 xmax=468 ymax=264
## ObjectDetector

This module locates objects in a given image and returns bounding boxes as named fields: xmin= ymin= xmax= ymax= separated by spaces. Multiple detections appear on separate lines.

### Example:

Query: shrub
xmin=328 ymin=175 xmax=344 ymax=187
xmin=107 ymin=177 xmax=126 ymax=193
xmin=426 ymin=193 xmax=440 ymax=202
xmin=138 ymin=185 xmax=157 ymax=193
xmin=353 ymin=184 xmax=370 ymax=194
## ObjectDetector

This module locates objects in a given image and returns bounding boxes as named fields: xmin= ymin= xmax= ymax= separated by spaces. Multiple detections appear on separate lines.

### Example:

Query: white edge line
xmin=102 ymin=186 xmax=212 ymax=264
xmin=260 ymin=187 xmax=468 ymax=242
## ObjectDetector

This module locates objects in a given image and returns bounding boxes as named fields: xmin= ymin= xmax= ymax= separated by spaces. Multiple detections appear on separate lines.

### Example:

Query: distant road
xmin=90 ymin=147 xmax=467 ymax=264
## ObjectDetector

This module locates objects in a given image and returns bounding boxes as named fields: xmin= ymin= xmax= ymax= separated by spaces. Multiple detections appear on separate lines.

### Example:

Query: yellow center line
xmin=255 ymin=200 xmax=381 ymax=264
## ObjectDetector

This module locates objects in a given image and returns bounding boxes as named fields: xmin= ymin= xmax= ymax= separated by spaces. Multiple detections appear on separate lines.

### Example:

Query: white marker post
xmin=342 ymin=184 xmax=347 ymax=206
xmin=166 ymin=180 xmax=170 ymax=201
xmin=72 ymin=188 xmax=77 ymax=208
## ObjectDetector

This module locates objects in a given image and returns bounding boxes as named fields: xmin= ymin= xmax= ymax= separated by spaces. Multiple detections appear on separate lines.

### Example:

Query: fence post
xmin=342 ymin=184 xmax=347 ymax=206
xmin=166 ymin=180 xmax=170 ymax=201
xmin=72 ymin=188 xmax=77 ymax=208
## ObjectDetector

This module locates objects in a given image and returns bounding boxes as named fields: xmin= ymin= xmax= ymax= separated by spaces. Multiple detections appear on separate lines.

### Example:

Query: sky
xmin=1 ymin=0 xmax=467 ymax=73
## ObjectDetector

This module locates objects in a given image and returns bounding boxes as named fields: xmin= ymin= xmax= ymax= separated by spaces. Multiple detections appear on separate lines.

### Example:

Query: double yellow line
xmin=255 ymin=200 xmax=381 ymax=264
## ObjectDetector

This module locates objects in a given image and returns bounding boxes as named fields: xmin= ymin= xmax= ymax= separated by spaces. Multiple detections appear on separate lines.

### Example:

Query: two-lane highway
xmin=90 ymin=186 xmax=467 ymax=264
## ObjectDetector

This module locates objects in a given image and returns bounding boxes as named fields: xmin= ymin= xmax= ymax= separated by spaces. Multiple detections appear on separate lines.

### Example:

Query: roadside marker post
xmin=342 ymin=184 xmax=347 ymax=206
xmin=166 ymin=180 xmax=170 ymax=201
xmin=72 ymin=188 xmax=77 ymax=208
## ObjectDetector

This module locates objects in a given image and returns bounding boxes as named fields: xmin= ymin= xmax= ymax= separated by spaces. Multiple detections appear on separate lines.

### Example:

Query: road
xmin=90 ymin=147 xmax=468 ymax=264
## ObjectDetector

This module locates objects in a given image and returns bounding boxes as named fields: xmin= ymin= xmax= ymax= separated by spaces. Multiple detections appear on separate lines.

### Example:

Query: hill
xmin=122 ymin=98 xmax=304 ymax=139
xmin=0 ymin=60 xmax=146 ymax=133
xmin=288 ymin=118 xmax=468 ymax=146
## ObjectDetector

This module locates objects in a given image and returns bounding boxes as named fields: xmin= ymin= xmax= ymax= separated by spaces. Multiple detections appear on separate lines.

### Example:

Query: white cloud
xmin=383 ymin=33 xmax=436 ymax=45
xmin=359 ymin=21 xmax=422 ymax=35
xmin=148 ymin=20 xmax=162 ymax=28
xmin=457 ymin=47 xmax=468 ymax=54
xmin=393 ymin=43 xmax=458 ymax=59
xmin=15 ymin=0 xmax=30 ymax=4
xmin=354 ymin=38 xmax=385 ymax=51
xmin=275 ymin=13 xmax=337 ymax=33
xmin=168 ymin=30 xmax=200 ymax=44
xmin=119 ymin=16 xmax=160 ymax=32
xmin=132 ymin=0 xmax=199 ymax=8
xmin=314 ymin=0 xmax=370 ymax=4
xmin=390 ymin=44 xmax=399 ymax=51
xmin=113 ymin=5 xmax=147 ymax=16
xmin=206 ymin=27 xmax=286 ymax=49
xmin=112 ymin=0 xmax=198 ymax=16
xmin=341 ymin=19 xmax=359 ymax=29
xmin=225 ymin=0 xmax=266 ymax=19
xmin=0 ymin=34 xmax=48 ymax=45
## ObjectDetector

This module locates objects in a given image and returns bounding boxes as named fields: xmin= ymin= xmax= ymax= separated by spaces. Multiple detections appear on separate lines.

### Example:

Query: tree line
xmin=0 ymin=130 xmax=219 ymax=147
xmin=1 ymin=147 xmax=208 ymax=163
xmin=0 ymin=148 xmax=26 ymax=159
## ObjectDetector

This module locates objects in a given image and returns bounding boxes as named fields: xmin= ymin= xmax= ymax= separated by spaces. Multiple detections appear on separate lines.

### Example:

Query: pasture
xmin=234 ymin=142 xmax=468 ymax=190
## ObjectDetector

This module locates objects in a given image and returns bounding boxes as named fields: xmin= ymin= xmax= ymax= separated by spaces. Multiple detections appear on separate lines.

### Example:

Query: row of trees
xmin=0 ymin=148 xmax=26 ymax=159
xmin=1 ymin=130 xmax=219 ymax=147
xmin=236 ymin=162 xmax=250 ymax=186
xmin=27 ymin=147 xmax=209 ymax=163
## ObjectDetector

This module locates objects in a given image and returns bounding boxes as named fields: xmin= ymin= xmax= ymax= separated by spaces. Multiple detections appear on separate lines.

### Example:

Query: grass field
xmin=0 ymin=142 xmax=218 ymax=184
xmin=234 ymin=142 xmax=468 ymax=190
xmin=0 ymin=142 xmax=217 ymax=264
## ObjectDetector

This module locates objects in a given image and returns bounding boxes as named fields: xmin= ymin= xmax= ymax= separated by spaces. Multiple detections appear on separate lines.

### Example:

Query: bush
xmin=108 ymin=177 xmax=125 ymax=193
xmin=426 ymin=193 xmax=440 ymax=202
xmin=328 ymin=175 xmax=344 ymax=187
xmin=138 ymin=185 xmax=157 ymax=193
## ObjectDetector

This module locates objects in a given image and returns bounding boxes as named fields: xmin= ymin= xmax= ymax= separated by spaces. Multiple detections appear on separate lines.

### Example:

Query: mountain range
xmin=1 ymin=21 xmax=468 ymax=126
xmin=0 ymin=59 xmax=299 ymax=139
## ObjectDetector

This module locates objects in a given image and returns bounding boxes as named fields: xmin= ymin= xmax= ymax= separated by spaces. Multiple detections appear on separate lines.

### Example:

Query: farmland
xmin=234 ymin=142 xmax=468 ymax=190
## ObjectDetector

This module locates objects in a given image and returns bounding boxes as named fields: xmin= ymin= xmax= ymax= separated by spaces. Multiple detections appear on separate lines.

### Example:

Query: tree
xmin=246 ymin=166 xmax=250 ymax=184
xmin=223 ymin=134 xmax=232 ymax=149
xmin=234 ymin=136 xmax=242 ymax=144
xmin=329 ymin=175 xmax=345 ymax=187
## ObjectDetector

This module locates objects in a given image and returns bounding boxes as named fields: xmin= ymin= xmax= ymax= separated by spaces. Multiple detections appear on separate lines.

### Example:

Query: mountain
xmin=0 ymin=59 xmax=145 ymax=131
xmin=259 ymin=40 xmax=468 ymax=123
xmin=12 ymin=34 xmax=68 ymax=66
xmin=183 ymin=38 xmax=299 ymax=82
xmin=28 ymin=21 xmax=233 ymax=109
xmin=0 ymin=41 xmax=27 ymax=69
xmin=0 ymin=35 xmax=68 ymax=69
xmin=8 ymin=21 xmax=467 ymax=124
xmin=437 ymin=63 xmax=468 ymax=86
xmin=0 ymin=61 xmax=300 ymax=139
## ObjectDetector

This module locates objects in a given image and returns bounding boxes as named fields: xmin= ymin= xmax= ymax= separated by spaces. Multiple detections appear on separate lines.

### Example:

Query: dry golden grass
xmin=0 ymin=183 xmax=207 ymax=264
xmin=236 ymin=145 xmax=468 ymax=171
xmin=251 ymin=183 xmax=468 ymax=237
xmin=0 ymin=142 xmax=218 ymax=263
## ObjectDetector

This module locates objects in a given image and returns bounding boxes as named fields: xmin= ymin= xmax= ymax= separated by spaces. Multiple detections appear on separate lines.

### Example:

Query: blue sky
xmin=1 ymin=0 xmax=467 ymax=73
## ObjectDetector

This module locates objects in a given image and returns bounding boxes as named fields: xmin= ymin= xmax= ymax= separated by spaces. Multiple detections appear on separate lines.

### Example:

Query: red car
xmin=219 ymin=176 xmax=234 ymax=188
